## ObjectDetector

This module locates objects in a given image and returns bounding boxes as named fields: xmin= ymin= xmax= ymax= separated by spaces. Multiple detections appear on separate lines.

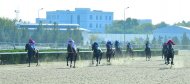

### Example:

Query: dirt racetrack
xmin=0 ymin=55 xmax=190 ymax=84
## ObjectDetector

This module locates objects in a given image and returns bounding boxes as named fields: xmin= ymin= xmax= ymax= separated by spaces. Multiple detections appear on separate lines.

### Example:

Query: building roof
xmin=153 ymin=26 xmax=190 ymax=33
xmin=16 ymin=23 xmax=90 ymax=31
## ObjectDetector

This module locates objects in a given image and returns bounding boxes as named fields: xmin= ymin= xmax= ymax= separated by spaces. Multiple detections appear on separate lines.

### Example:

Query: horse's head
xmin=25 ymin=43 xmax=34 ymax=52
xmin=168 ymin=43 xmax=172 ymax=49
xmin=92 ymin=43 xmax=99 ymax=50
xmin=25 ymin=43 xmax=29 ymax=51
xmin=106 ymin=44 xmax=111 ymax=49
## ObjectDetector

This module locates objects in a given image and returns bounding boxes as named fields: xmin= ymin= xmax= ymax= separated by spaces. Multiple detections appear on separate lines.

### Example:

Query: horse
xmin=127 ymin=44 xmax=134 ymax=58
xmin=145 ymin=45 xmax=151 ymax=61
xmin=115 ymin=47 xmax=122 ymax=57
xmin=66 ymin=43 xmax=78 ymax=68
xmin=165 ymin=43 xmax=174 ymax=67
xmin=92 ymin=46 xmax=103 ymax=66
xmin=162 ymin=44 xmax=168 ymax=64
xmin=25 ymin=43 xmax=39 ymax=67
xmin=114 ymin=41 xmax=122 ymax=56
xmin=106 ymin=44 xmax=115 ymax=63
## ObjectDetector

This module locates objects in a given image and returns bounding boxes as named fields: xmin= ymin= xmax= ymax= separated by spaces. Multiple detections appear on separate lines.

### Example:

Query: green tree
xmin=181 ymin=32 xmax=190 ymax=49
xmin=172 ymin=36 xmax=180 ymax=45
xmin=155 ymin=22 xmax=168 ymax=28
xmin=157 ymin=36 xmax=163 ymax=45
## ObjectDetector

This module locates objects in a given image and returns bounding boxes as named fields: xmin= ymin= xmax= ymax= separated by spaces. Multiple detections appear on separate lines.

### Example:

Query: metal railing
xmin=0 ymin=42 xmax=190 ymax=50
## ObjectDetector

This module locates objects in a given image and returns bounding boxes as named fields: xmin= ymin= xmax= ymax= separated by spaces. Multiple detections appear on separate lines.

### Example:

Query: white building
xmin=153 ymin=26 xmax=190 ymax=41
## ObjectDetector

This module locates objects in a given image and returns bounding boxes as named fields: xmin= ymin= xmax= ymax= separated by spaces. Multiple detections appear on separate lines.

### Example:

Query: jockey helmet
xmin=167 ymin=40 xmax=175 ymax=45
xmin=29 ymin=38 xmax=35 ymax=44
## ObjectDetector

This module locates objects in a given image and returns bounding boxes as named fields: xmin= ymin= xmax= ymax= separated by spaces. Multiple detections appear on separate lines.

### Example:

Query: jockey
xmin=167 ymin=40 xmax=175 ymax=45
xmin=114 ymin=40 xmax=120 ymax=49
xmin=29 ymin=38 xmax=35 ymax=50
xmin=166 ymin=40 xmax=175 ymax=50
xmin=106 ymin=40 xmax=113 ymax=50
xmin=127 ymin=42 xmax=133 ymax=49
xmin=92 ymin=42 xmax=99 ymax=50
xmin=68 ymin=38 xmax=77 ymax=51
xmin=145 ymin=41 xmax=151 ymax=48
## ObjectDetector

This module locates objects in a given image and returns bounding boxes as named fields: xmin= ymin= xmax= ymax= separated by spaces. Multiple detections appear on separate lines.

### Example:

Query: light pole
xmin=37 ymin=8 xmax=43 ymax=24
xmin=13 ymin=10 xmax=20 ymax=49
xmin=123 ymin=7 xmax=129 ymax=45
xmin=38 ymin=8 xmax=43 ymax=18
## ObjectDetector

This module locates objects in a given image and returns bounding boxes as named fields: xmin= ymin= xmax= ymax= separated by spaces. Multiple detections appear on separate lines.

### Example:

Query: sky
xmin=0 ymin=0 xmax=190 ymax=24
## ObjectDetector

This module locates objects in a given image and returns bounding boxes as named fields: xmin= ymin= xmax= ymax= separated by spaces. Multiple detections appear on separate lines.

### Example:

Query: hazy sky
xmin=0 ymin=0 xmax=189 ymax=24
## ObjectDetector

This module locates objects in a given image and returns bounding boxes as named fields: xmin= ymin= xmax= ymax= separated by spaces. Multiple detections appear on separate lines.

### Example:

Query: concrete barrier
xmin=0 ymin=50 xmax=178 ymax=64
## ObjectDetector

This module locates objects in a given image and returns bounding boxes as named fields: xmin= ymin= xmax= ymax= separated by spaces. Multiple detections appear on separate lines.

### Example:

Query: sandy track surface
xmin=0 ymin=55 xmax=190 ymax=84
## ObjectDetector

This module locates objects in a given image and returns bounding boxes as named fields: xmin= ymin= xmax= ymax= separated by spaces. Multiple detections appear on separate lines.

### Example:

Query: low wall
xmin=0 ymin=50 xmax=178 ymax=64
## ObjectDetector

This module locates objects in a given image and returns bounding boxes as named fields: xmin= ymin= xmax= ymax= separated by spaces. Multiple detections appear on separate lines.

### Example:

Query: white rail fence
xmin=0 ymin=42 xmax=190 ymax=50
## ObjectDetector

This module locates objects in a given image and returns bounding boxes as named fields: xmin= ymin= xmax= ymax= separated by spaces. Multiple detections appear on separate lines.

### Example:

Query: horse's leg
xmin=171 ymin=54 xmax=174 ymax=65
xmin=28 ymin=55 xmax=31 ymax=67
xmin=36 ymin=51 xmax=39 ymax=66
xmin=73 ymin=54 xmax=77 ymax=68
xmin=70 ymin=55 xmax=73 ymax=68
xmin=171 ymin=58 xmax=174 ymax=65
xmin=66 ymin=55 xmax=69 ymax=66
xmin=96 ymin=55 xmax=98 ymax=66
xmin=99 ymin=53 xmax=102 ymax=64
xmin=146 ymin=54 xmax=148 ymax=61
xmin=150 ymin=50 xmax=151 ymax=58
xmin=166 ymin=56 xmax=169 ymax=65
xmin=92 ymin=53 xmax=95 ymax=64
xmin=106 ymin=53 xmax=109 ymax=62
xmin=164 ymin=55 xmax=167 ymax=64
xmin=108 ymin=54 xmax=111 ymax=63
xmin=131 ymin=50 xmax=134 ymax=59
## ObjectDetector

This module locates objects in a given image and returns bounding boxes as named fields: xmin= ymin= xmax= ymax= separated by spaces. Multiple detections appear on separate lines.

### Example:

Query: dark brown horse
xmin=106 ymin=43 xmax=115 ymax=63
xmin=92 ymin=42 xmax=103 ymax=66
xmin=66 ymin=43 xmax=78 ymax=68
xmin=127 ymin=47 xmax=134 ymax=58
xmin=166 ymin=43 xmax=174 ymax=67
xmin=145 ymin=43 xmax=151 ymax=61
xmin=25 ymin=43 xmax=39 ymax=67
xmin=162 ymin=43 xmax=168 ymax=64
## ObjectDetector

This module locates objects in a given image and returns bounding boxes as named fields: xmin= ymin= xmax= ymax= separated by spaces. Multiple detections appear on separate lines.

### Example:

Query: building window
xmin=99 ymin=24 xmax=101 ymax=28
xmin=105 ymin=16 xmax=107 ymax=20
xmin=109 ymin=16 xmax=111 ymax=20
xmin=96 ymin=16 xmax=98 ymax=20
xmin=57 ymin=15 xmax=59 ymax=19
xmin=89 ymin=23 xmax=92 ymax=28
xmin=77 ymin=15 xmax=80 ymax=25
xmin=70 ymin=15 xmax=73 ymax=23
xmin=100 ymin=16 xmax=102 ymax=20
xmin=89 ymin=15 xmax=93 ymax=20
xmin=96 ymin=24 xmax=98 ymax=28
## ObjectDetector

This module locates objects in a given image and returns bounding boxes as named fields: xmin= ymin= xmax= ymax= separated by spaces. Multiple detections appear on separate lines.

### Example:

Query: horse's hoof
xmin=27 ymin=66 xmax=30 ymax=67
xmin=67 ymin=64 xmax=69 ymax=66
xmin=73 ymin=66 xmax=75 ymax=68
xmin=96 ymin=64 xmax=98 ymax=66
xmin=171 ymin=62 xmax=174 ymax=65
